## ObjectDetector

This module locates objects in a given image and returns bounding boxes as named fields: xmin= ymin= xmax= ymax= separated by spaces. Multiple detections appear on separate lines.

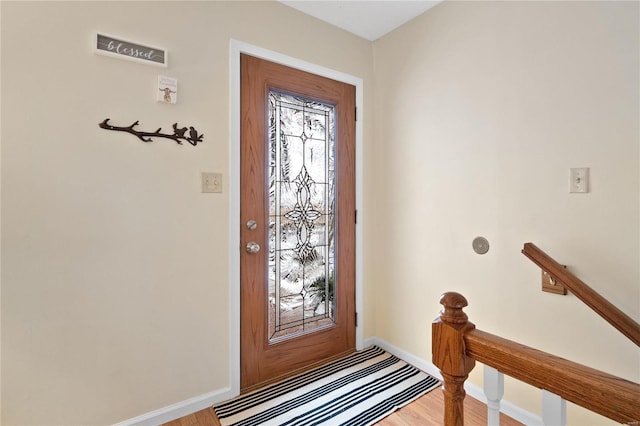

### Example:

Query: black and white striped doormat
xmin=213 ymin=346 xmax=440 ymax=426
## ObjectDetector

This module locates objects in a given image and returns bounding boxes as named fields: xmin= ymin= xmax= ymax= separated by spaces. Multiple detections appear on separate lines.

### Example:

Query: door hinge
xmin=355 ymin=209 xmax=358 ymax=224
xmin=355 ymin=312 xmax=358 ymax=327
xmin=355 ymin=106 xmax=358 ymax=122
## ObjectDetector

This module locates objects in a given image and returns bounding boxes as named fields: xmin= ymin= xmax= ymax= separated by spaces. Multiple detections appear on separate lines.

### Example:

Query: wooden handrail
xmin=466 ymin=330 xmax=640 ymax=424
xmin=522 ymin=242 xmax=640 ymax=347
xmin=433 ymin=292 xmax=640 ymax=426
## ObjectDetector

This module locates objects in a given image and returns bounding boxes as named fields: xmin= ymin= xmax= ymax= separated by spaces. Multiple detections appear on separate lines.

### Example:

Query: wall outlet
xmin=202 ymin=172 xmax=222 ymax=193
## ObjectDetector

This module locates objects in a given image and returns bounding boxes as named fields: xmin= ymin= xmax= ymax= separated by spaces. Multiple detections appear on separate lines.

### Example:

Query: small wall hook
xmin=99 ymin=119 xmax=203 ymax=146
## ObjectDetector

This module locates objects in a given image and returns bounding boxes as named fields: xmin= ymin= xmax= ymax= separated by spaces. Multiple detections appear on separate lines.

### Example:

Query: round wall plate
xmin=472 ymin=237 xmax=490 ymax=255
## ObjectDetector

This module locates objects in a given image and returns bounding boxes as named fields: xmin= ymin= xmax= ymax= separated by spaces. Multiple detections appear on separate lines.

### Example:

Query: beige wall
xmin=2 ymin=1 xmax=638 ymax=425
xmin=0 ymin=1 xmax=374 ymax=424
xmin=372 ymin=1 xmax=639 ymax=424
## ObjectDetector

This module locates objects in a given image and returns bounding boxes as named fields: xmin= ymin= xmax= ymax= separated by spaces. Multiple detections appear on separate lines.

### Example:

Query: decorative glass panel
xmin=268 ymin=91 xmax=335 ymax=343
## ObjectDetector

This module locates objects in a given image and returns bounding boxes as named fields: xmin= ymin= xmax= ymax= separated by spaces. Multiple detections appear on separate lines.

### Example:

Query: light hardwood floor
xmin=162 ymin=389 xmax=524 ymax=426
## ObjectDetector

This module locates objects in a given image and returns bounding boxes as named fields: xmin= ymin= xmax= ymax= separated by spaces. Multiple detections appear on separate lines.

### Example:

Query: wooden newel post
xmin=432 ymin=292 xmax=477 ymax=426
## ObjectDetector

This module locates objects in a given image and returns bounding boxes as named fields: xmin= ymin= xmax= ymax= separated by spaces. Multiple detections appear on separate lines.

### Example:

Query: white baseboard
xmin=364 ymin=336 xmax=444 ymax=381
xmin=365 ymin=337 xmax=544 ymax=426
xmin=112 ymin=387 xmax=236 ymax=426
xmin=114 ymin=337 xmax=543 ymax=426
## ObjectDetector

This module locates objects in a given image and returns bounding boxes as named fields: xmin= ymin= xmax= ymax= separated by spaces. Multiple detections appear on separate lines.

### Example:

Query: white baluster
xmin=484 ymin=365 xmax=504 ymax=426
xmin=542 ymin=390 xmax=566 ymax=425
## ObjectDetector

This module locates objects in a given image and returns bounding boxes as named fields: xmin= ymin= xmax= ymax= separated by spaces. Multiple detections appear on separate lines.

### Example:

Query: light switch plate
xmin=569 ymin=168 xmax=589 ymax=193
xmin=202 ymin=172 xmax=222 ymax=193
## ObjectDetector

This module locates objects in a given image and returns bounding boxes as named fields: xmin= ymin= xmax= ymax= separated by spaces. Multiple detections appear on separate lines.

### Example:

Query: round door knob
xmin=246 ymin=242 xmax=260 ymax=254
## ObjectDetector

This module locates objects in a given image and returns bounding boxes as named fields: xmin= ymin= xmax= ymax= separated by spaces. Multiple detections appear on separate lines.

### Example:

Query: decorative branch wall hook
xmin=99 ymin=118 xmax=203 ymax=146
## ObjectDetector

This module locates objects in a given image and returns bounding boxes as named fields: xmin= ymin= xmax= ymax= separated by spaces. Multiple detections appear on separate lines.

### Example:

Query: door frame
xmin=229 ymin=39 xmax=364 ymax=396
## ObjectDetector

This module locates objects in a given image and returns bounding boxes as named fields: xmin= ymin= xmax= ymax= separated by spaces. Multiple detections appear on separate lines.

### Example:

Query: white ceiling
xmin=279 ymin=1 xmax=442 ymax=41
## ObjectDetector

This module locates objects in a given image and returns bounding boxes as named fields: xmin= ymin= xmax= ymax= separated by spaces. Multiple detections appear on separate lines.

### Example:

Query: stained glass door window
xmin=268 ymin=91 xmax=336 ymax=343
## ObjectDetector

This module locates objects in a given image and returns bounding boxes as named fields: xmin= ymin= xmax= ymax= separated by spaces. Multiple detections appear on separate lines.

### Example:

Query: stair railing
xmin=521 ymin=242 xmax=640 ymax=346
xmin=432 ymin=292 xmax=640 ymax=425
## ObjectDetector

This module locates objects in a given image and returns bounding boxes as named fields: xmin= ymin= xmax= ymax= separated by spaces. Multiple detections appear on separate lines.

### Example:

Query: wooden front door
xmin=240 ymin=54 xmax=356 ymax=391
